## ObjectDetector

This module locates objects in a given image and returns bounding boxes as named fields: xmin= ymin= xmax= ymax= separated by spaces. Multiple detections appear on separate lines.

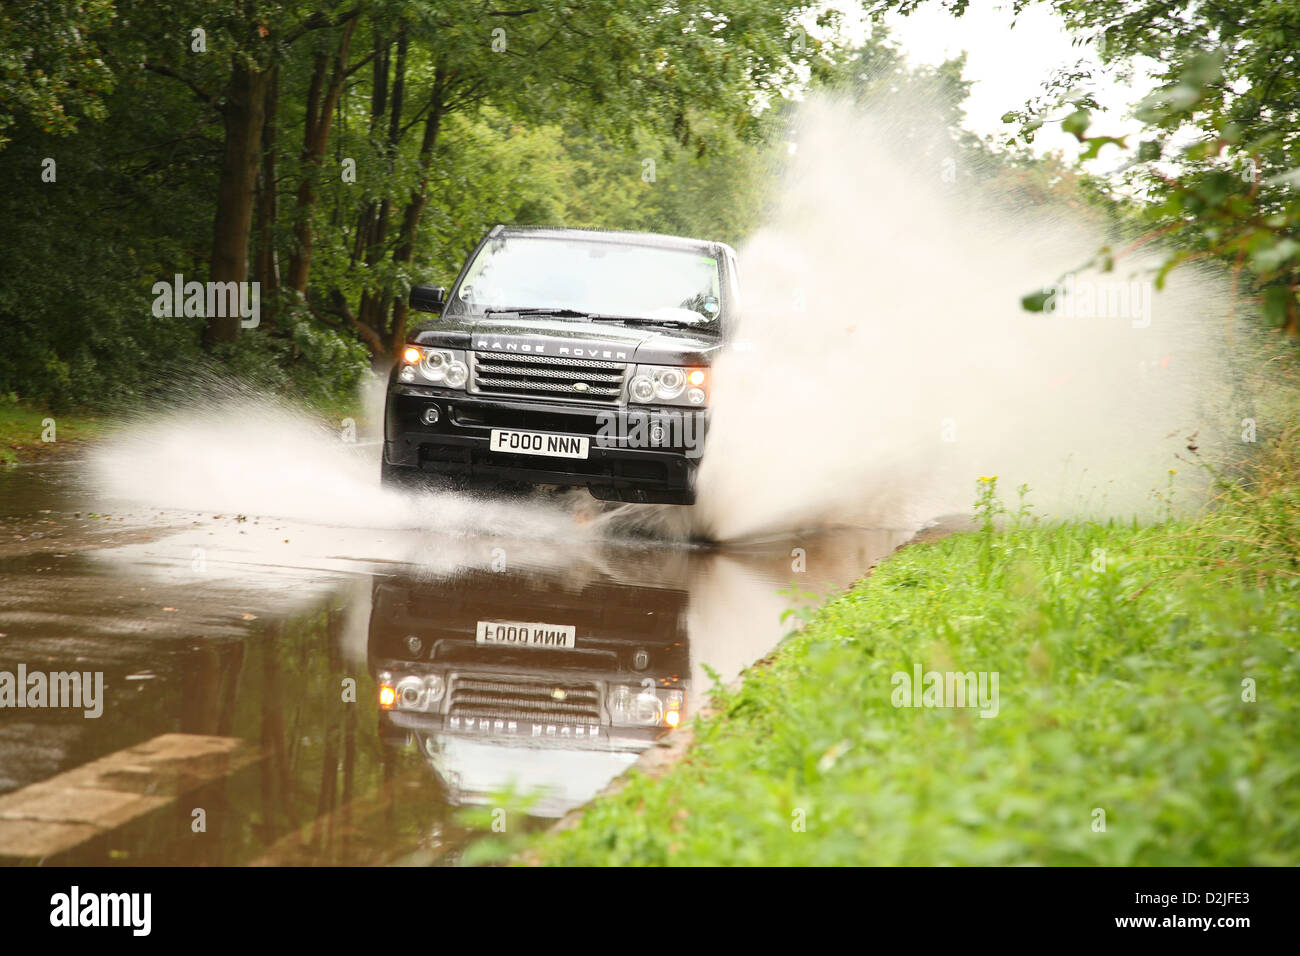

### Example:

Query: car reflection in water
xmin=369 ymin=566 xmax=689 ymax=818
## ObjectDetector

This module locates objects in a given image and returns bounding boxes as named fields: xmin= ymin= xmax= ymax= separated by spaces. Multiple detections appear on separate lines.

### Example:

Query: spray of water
xmin=688 ymin=95 xmax=1250 ymax=541
xmin=89 ymin=379 xmax=590 ymax=543
xmin=91 ymin=95 xmax=1256 ymax=546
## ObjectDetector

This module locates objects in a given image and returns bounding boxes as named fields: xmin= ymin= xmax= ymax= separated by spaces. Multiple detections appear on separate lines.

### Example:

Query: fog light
xmin=687 ymin=387 xmax=705 ymax=405
xmin=399 ymin=366 xmax=415 ymax=382
xmin=421 ymin=406 xmax=439 ymax=425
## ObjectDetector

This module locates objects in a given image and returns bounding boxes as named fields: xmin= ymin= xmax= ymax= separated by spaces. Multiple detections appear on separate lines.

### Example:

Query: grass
xmin=0 ymin=397 xmax=110 ymax=465
xmin=0 ymin=389 xmax=371 ymax=466
xmin=513 ymin=433 xmax=1300 ymax=866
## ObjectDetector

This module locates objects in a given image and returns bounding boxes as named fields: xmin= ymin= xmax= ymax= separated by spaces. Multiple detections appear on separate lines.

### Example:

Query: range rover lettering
xmin=382 ymin=225 xmax=740 ymax=505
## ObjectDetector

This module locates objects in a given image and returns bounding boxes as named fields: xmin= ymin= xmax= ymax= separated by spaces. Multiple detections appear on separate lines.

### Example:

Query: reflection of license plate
xmin=476 ymin=620 xmax=577 ymax=649
xmin=488 ymin=428 xmax=589 ymax=459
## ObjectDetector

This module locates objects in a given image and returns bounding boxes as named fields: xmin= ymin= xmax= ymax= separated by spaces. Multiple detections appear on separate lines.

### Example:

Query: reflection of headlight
xmin=608 ymin=685 xmax=685 ymax=727
xmin=629 ymin=365 xmax=707 ymax=407
xmin=400 ymin=347 xmax=469 ymax=390
xmin=387 ymin=673 xmax=446 ymax=711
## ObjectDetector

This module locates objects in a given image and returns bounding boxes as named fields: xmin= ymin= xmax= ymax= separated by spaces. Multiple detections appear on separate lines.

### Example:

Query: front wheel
xmin=380 ymin=458 xmax=473 ymax=493
xmin=380 ymin=457 xmax=421 ymax=489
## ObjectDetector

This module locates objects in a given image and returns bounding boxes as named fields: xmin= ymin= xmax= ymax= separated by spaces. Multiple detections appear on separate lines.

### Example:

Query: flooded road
xmin=0 ymin=457 xmax=912 ymax=865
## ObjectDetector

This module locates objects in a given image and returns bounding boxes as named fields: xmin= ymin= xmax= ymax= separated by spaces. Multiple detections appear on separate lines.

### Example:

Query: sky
xmin=857 ymin=0 xmax=1160 ymax=172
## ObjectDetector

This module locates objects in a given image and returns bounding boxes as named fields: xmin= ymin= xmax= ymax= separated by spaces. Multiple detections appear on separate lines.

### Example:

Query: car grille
xmin=471 ymin=351 xmax=626 ymax=403
xmin=447 ymin=674 xmax=603 ymax=724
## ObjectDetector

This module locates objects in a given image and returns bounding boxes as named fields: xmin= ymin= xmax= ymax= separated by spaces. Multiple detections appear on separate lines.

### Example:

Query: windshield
xmin=450 ymin=235 xmax=721 ymax=325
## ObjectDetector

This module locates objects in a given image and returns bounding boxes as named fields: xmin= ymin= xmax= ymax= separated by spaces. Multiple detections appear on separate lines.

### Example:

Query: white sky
xmin=839 ymin=0 xmax=1160 ymax=173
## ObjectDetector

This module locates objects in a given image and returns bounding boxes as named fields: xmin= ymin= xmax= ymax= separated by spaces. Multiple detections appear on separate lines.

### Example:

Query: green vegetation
xmin=0 ymin=0 xmax=841 ymax=411
xmin=0 ymin=396 xmax=110 ymax=464
xmin=517 ymin=427 xmax=1300 ymax=865
xmin=11 ymin=1 xmax=1292 ymax=416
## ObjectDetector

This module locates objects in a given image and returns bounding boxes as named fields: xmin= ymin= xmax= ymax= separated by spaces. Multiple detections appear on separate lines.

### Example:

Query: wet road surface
xmin=0 ymin=458 xmax=913 ymax=864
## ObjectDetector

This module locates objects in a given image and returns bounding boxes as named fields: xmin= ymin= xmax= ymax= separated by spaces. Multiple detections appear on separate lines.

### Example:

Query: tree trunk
xmin=206 ymin=60 xmax=269 ymax=347
xmin=253 ymin=65 xmax=280 ymax=313
xmin=386 ymin=80 xmax=445 ymax=355
xmin=356 ymin=28 xmax=407 ymax=339
xmin=286 ymin=18 xmax=357 ymax=294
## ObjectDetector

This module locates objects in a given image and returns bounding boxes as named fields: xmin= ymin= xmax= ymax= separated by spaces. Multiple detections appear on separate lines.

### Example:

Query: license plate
xmin=476 ymin=620 xmax=578 ymax=649
xmin=488 ymin=428 xmax=589 ymax=459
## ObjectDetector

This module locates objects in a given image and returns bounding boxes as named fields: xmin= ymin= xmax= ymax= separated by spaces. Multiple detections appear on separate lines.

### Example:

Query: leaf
xmin=1137 ymin=139 xmax=1163 ymax=162
xmin=1021 ymin=289 xmax=1052 ymax=313
xmin=1260 ymin=286 xmax=1294 ymax=327
xmin=1250 ymin=238 xmax=1300 ymax=275
xmin=1180 ymin=48 xmax=1225 ymax=89
xmin=1061 ymin=108 xmax=1090 ymax=140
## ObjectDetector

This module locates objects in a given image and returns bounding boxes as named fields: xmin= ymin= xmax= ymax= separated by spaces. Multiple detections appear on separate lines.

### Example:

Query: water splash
xmin=690 ymin=95 xmax=1249 ymax=541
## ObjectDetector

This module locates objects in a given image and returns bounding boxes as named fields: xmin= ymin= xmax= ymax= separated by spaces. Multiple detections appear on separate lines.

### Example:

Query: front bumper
xmin=383 ymin=384 xmax=707 ymax=504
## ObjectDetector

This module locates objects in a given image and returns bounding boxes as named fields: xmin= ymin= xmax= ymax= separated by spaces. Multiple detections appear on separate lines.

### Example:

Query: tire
xmin=380 ymin=457 xmax=419 ymax=489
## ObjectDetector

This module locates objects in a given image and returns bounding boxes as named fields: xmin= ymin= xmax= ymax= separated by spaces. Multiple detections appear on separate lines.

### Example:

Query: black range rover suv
xmin=382 ymin=225 xmax=739 ymax=504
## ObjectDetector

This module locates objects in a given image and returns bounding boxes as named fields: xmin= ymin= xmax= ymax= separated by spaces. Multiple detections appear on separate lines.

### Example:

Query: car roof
xmin=491 ymin=224 xmax=731 ymax=255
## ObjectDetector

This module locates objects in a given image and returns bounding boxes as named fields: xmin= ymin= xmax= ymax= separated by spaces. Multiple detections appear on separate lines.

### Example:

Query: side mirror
xmin=409 ymin=284 xmax=447 ymax=313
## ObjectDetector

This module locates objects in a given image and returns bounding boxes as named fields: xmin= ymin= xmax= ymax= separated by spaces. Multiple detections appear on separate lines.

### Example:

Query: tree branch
xmin=284 ymin=6 xmax=361 ymax=46
xmin=143 ymin=61 xmax=220 ymax=111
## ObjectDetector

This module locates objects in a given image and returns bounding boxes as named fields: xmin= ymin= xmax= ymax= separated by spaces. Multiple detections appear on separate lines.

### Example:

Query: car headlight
xmin=389 ymin=673 xmax=446 ymax=711
xmin=400 ymin=346 xmax=469 ymax=390
xmin=629 ymin=365 xmax=708 ymax=407
xmin=629 ymin=375 xmax=656 ymax=402
xmin=608 ymin=684 xmax=685 ymax=727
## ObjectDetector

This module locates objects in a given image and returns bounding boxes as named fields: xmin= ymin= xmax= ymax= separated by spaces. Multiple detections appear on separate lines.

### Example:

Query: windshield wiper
xmin=592 ymin=315 xmax=706 ymax=329
xmin=481 ymin=307 xmax=708 ymax=330
xmin=482 ymin=307 xmax=592 ymax=319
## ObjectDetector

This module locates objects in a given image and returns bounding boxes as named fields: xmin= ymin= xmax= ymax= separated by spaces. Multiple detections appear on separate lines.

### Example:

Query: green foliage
xmin=519 ymin=454 xmax=1300 ymax=865
xmin=0 ymin=0 xmax=116 ymax=148
xmin=0 ymin=0 xmax=839 ymax=405
xmin=0 ymin=393 xmax=109 ymax=464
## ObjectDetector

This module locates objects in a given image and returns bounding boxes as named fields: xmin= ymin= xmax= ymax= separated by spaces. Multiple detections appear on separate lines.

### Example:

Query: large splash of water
xmin=89 ymin=379 xmax=592 ymax=543
xmin=91 ymin=95 xmax=1252 ymax=545
xmin=689 ymin=95 xmax=1248 ymax=540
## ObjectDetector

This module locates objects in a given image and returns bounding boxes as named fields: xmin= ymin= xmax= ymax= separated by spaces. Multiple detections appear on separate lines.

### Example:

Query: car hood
xmin=410 ymin=315 xmax=722 ymax=366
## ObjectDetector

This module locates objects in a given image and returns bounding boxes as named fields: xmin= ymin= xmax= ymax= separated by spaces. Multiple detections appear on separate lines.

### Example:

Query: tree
xmin=302 ymin=0 xmax=852 ymax=360
xmin=131 ymin=0 xmax=358 ymax=346
xmin=0 ymin=0 xmax=116 ymax=149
